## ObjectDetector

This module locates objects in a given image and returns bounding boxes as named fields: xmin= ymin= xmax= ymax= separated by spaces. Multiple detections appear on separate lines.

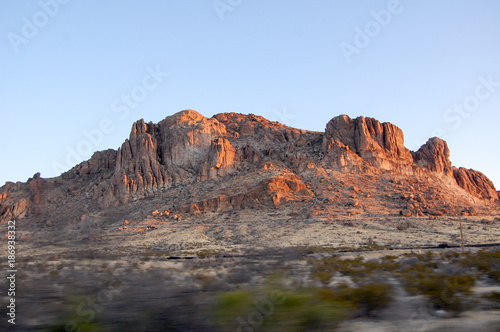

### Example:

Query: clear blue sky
xmin=1 ymin=0 xmax=499 ymax=188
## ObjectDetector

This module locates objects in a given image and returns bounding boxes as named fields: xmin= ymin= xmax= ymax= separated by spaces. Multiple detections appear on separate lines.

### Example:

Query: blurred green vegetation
xmin=307 ymin=250 xmax=500 ymax=317
xmin=309 ymin=254 xmax=401 ymax=287
xmin=212 ymin=284 xmax=351 ymax=331
xmin=44 ymin=295 xmax=105 ymax=332
xmin=401 ymin=269 xmax=475 ymax=314
xmin=457 ymin=250 xmax=500 ymax=282
xmin=33 ymin=249 xmax=500 ymax=331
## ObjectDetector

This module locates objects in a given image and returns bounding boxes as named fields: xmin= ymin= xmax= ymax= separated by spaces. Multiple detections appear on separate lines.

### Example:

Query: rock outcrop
xmin=0 ymin=109 xmax=497 ymax=226
xmin=411 ymin=138 xmax=498 ymax=200
xmin=0 ymin=197 xmax=29 ymax=221
xmin=323 ymin=115 xmax=413 ymax=172
xmin=453 ymin=167 xmax=499 ymax=201
xmin=413 ymin=137 xmax=453 ymax=176
xmin=322 ymin=116 xmax=498 ymax=201
xmin=179 ymin=171 xmax=313 ymax=214
xmin=69 ymin=149 xmax=117 ymax=178
xmin=199 ymin=137 xmax=237 ymax=180
xmin=213 ymin=112 xmax=305 ymax=143
xmin=412 ymin=137 xmax=453 ymax=177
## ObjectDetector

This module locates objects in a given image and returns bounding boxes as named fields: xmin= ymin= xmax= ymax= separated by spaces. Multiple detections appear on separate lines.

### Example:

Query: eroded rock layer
xmin=0 ymin=110 xmax=498 ymax=227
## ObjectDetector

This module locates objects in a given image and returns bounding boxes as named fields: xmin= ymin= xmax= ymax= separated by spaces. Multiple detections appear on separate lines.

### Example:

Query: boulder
xmin=400 ymin=209 xmax=412 ymax=217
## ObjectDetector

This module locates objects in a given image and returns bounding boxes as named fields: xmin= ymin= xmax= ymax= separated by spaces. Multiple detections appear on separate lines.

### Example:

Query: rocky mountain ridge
xmin=1 ymin=110 xmax=498 ymax=228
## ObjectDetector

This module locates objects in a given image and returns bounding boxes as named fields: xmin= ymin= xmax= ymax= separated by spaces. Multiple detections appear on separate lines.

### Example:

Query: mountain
xmin=1 ymin=110 xmax=498 ymax=230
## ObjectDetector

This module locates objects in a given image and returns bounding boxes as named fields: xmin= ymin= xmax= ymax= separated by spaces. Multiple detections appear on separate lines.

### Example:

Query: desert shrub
xmin=270 ymin=289 xmax=349 ymax=331
xmin=338 ymin=258 xmax=364 ymax=272
xmin=310 ymin=255 xmax=372 ymax=285
xmin=44 ymin=296 xmax=106 ymax=332
xmin=401 ymin=268 xmax=475 ymax=315
xmin=364 ymin=258 xmax=398 ymax=273
xmin=440 ymin=250 xmax=461 ymax=260
xmin=311 ymin=269 xmax=335 ymax=286
xmin=309 ymin=255 xmax=340 ymax=285
xmin=336 ymin=282 xmax=394 ymax=317
xmin=481 ymin=291 xmax=500 ymax=308
xmin=307 ymin=255 xmax=396 ymax=317
xmin=310 ymin=255 xmax=398 ymax=286
xmin=212 ymin=285 xmax=350 ymax=331
xmin=213 ymin=290 xmax=253 ymax=326
xmin=458 ymin=250 xmax=500 ymax=281
xmin=196 ymin=249 xmax=223 ymax=258
xmin=415 ymin=251 xmax=439 ymax=267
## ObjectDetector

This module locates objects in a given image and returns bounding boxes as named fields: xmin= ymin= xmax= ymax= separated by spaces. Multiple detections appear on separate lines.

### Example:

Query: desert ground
xmin=2 ymin=211 xmax=500 ymax=331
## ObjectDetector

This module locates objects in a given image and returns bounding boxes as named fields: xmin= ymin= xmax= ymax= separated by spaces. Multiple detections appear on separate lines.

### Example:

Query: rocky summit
xmin=1 ymin=110 xmax=499 ymax=230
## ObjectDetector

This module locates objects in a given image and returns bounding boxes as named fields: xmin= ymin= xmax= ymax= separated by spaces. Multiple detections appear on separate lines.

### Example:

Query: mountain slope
xmin=0 ymin=110 xmax=498 ymax=229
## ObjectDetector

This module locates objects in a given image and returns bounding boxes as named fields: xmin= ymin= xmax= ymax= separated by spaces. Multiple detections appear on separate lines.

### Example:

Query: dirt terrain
xmin=3 ymin=227 xmax=500 ymax=331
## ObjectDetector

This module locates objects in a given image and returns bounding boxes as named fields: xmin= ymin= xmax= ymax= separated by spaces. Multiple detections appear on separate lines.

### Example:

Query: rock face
xmin=70 ymin=149 xmax=117 ymax=178
xmin=179 ymin=171 xmax=313 ymax=214
xmin=453 ymin=167 xmax=499 ymax=201
xmin=0 ymin=197 xmax=29 ymax=221
xmin=201 ymin=137 xmax=237 ymax=179
xmin=323 ymin=115 xmax=413 ymax=172
xmin=113 ymin=110 xmax=231 ymax=203
xmin=0 ymin=109 xmax=498 ymax=226
xmin=412 ymin=137 xmax=453 ymax=177
xmin=412 ymin=138 xmax=498 ymax=200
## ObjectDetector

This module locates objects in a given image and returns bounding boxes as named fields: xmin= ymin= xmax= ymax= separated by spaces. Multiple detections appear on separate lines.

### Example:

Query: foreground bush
xmin=401 ymin=267 xmax=476 ymax=315
xmin=458 ymin=250 xmax=500 ymax=282
xmin=212 ymin=285 xmax=350 ymax=331
xmin=336 ymin=282 xmax=394 ymax=317
xmin=212 ymin=274 xmax=396 ymax=331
